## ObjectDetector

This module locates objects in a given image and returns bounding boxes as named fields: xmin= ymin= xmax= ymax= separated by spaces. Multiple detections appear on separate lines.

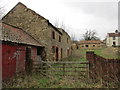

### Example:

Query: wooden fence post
xmin=86 ymin=51 xmax=95 ymax=80
xmin=63 ymin=63 xmax=65 ymax=76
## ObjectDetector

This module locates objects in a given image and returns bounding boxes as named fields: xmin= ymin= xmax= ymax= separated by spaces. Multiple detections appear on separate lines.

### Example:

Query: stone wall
xmin=2 ymin=2 xmax=71 ymax=61
xmin=78 ymin=43 xmax=104 ymax=49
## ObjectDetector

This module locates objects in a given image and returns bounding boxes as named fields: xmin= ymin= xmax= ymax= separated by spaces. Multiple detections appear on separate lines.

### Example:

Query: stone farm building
xmin=77 ymin=40 xmax=105 ymax=49
xmin=106 ymin=30 xmax=120 ymax=47
xmin=1 ymin=22 xmax=45 ymax=80
xmin=2 ymin=2 xmax=72 ymax=61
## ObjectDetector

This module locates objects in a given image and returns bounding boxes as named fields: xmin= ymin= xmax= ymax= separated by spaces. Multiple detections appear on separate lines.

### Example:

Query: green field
xmin=73 ymin=47 xmax=120 ymax=59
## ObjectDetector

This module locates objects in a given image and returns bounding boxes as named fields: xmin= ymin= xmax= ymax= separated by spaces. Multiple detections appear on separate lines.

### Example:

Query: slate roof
xmin=2 ymin=2 xmax=46 ymax=20
xmin=78 ymin=40 xmax=102 ymax=44
xmin=0 ymin=22 xmax=43 ymax=47
xmin=2 ymin=2 xmax=63 ymax=36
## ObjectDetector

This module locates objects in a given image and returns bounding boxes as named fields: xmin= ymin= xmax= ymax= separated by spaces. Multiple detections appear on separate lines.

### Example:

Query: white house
xmin=106 ymin=30 xmax=120 ymax=47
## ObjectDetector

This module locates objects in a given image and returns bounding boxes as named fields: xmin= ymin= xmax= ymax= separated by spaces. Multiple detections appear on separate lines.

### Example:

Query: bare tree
xmin=54 ymin=19 xmax=66 ymax=30
xmin=60 ymin=20 xmax=66 ymax=30
xmin=82 ymin=29 xmax=100 ymax=40
xmin=54 ymin=19 xmax=59 ymax=27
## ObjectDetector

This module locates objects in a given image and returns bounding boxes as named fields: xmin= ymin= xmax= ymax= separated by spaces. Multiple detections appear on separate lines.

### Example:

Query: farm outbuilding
xmin=77 ymin=40 xmax=105 ymax=49
xmin=2 ymin=2 xmax=72 ymax=61
xmin=1 ymin=22 xmax=44 ymax=81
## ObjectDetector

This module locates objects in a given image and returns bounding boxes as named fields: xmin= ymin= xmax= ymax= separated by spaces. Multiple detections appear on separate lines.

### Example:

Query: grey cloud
xmin=63 ymin=2 xmax=118 ymax=21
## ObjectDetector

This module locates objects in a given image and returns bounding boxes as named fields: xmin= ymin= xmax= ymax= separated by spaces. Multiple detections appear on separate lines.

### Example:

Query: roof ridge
xmin=2 ymin=2 xmax=45 ymax=20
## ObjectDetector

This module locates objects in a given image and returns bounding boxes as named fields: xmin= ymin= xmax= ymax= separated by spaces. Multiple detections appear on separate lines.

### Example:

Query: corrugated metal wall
xmin=2 ymin=44 xmax=17 ymax=80
xmin=15 ymin=46 xmax=26 ymax=73
xmin=2 ymin=42 xmax=39 ymax=81
xmin=2 ymin=44 xmax=26 ymax=80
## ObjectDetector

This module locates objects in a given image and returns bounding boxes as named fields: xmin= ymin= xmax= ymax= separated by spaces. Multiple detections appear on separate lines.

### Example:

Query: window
xmin=93 ymin=45 xmax=95 ymax=47
xmin=37 ymin=47 xmax=44 ymax=55
xmin=113 ymin=36 xmax=116 ymax=40
xmin=86 ymin=45 xmax=89 ymax=47
xmin=52 ymin=31 xmax=55 ymax=39
xmin=52 ymin=46 xmax=55 ymax=53
xmin=52 ymin=46 xmax=55 ymax=61
xmin=77 ymin=46 xmax=79 ymax=49
xmin=67 ymin=49 xmax=69 ymax=56
xmin=61 ymin=48 xmax=62 ymax=58
xmin=37 ymin=47 xmax=41 ymax=55
xmin=59 ymin=36 xmax=61 ymax=42
xmin=67 ymin=38 xmax=69 ymax=43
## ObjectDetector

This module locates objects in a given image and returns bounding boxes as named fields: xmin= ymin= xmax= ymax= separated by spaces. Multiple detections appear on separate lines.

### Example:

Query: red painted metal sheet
xmin=2 ymin=45 xmax=16 ymax=80
xmin=2 ymin=44 xmax=17 ymax=80
xmin=16 ymin=46 xmax=26 ymax=73
xmin=2 ymin=44 xmax=26 ymax=80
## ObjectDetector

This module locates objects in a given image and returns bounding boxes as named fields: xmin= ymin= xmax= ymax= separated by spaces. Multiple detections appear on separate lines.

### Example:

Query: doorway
xmin=113 ymin=42 xmax=116 ymax=46
xmin=25 ymin=47 xmax=32 ymax=73
xmin=56 ymin=47 xmax=59 ymax=61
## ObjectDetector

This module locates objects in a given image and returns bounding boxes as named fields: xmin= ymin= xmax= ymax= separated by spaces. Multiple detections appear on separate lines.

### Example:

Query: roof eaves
xmin=2 ymin=2 xmax=26 ymax=20
xmin=58 ymin=28 xmax=71 ymax=38
xmin=47 ymin=20 xmax=62 ymax=35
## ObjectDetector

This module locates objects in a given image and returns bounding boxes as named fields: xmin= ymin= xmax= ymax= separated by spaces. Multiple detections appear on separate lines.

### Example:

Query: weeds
xmin=3 ymin=50 xmax=120 ymax=88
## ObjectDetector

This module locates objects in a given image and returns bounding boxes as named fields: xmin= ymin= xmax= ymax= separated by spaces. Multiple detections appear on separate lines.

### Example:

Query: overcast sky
xmin=1 ymin=0 xmax=119 ymax=40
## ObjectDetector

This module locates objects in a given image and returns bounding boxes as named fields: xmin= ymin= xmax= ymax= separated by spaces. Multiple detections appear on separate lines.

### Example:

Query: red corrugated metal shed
xmin=1 ymin=22 xmax=44 ymax=80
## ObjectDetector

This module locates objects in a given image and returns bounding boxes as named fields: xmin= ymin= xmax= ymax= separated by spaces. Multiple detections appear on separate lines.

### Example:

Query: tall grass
xmin=3 ymin=47 xmax=120 ymax=88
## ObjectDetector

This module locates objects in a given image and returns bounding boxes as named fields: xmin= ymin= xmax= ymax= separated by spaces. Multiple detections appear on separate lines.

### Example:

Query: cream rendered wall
xmin=106 ymin=35 xmax=120 ymax=46
xmin=106 ymin=35 xmax=111 ymax=46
